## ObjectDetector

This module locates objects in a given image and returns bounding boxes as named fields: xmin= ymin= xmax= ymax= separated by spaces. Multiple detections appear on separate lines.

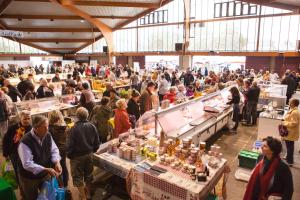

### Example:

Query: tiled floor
xmin=1 ymin=124 xmax=299 ymax=200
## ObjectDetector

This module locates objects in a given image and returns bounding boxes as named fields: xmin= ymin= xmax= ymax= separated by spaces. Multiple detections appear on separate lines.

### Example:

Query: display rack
xmin=14 ymin=95 xmax=77 ymax=116
xmin=146 ymin=89 xmax=233 ymax=145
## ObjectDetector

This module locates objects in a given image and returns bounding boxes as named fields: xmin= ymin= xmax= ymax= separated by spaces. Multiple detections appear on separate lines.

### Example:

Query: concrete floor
xmin=1 ymin=124 xmax=300 ymax=200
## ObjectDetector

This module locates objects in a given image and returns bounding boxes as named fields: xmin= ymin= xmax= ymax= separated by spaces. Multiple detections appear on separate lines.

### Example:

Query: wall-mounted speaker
xmin=175 ymin=43 xmax=184 ymax=51
xmin=103 ymin=46 xmax=108 ymax=53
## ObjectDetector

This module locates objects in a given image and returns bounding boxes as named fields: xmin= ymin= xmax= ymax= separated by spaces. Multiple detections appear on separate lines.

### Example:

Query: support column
xmin=183 ymin=0 xmax=190 ymax=53
xmin=128 ymin=56 xmax=133 ymax=68
xmin=179 ymin=55 xmax=192 ymax=70
xmin=270 ymin=56 xmax=276 ymax=72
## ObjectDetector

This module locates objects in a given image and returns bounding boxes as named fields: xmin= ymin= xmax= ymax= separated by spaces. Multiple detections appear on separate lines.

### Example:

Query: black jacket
xmin=227 ymin=94 xmax=240 ymax=105
xmin=49 ymin=125 xmax=67 ymax=156
xmin=252 ymin=157 xmax=293 ymax=200
xmin=36 ymin=86 xmax=54 ymax=99
xmin=282 ymin=76 xmax=296 ymax=96
xmin=2 ymin=124 xmax=32 ymax=158
xmin=7 ymin=85 xmax=22 ymax=102
xmin=184 ymin=73 xmax=194 ymax=86
xmin=127 ymin=98 xmax=141 ymax=121
xmin=245 ymin=86 xmax=260 ymax=102
xmin=67 ymin=120 xmax=100 ymax=159
xmin=17 ymin=80 xmax=34 ymax=97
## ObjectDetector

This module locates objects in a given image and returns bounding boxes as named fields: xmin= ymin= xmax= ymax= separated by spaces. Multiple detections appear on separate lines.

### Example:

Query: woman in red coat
xmin=114 ymin=98 xmax=131 ymax=138
xmin=163 ymin=86 xmax=177 ymax=103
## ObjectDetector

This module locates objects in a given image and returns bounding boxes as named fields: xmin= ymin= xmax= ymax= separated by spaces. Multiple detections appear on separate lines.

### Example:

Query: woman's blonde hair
xmin=48 ymin=110 xmax=66 ymax=126
xmin=116 ymin=98 xmax=126 ymax=109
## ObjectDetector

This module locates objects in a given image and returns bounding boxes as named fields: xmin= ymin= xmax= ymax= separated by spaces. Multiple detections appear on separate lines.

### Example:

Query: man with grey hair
xmin=17 ymin=115 xmax=61 ymax=200
xmin=67 ymin=107 xmax=100 ymax=200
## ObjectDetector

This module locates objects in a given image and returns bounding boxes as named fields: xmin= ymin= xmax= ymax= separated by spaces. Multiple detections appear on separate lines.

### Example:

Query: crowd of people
xmin=0 ymin=62 xmax=299 ymax=200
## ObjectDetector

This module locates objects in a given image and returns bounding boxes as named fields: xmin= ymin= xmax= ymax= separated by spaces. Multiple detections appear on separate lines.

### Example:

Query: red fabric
xmin=163 ymin=92 xmax=176 ymax=103
xmin=243 ymin=156 xmax=280 ymax=200
xmin=114 ymin=109 xmax=131 ymax=138
xmin=85 ymin=67 xmax=92 ymax=76
xmin=105 ymin=69 xmax=110 ymax=77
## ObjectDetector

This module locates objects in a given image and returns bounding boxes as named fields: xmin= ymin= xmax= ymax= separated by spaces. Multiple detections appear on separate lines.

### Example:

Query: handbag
xmin=278 ymin=124 xmax=288 ymax=137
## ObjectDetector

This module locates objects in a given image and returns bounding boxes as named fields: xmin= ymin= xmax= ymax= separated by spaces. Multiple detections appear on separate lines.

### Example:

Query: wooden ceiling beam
xmin=14 ymin=0 xmax=50 ymax=2
xmin=19 ymin=38 xmax=94 ymax=42
xmin=0 ymin=14 xmax=132 ymax=20
xmin=0 ymin=0 xmax=13 ymax=15
xmin=6 ymin=27 xmax=100 ymax=32
xmin=69 ymin=1 xmax=159 ymax=8
xmin=73 ymin=35 xmax=103 ymax=53
xmin=54 ymin=0 xmax=114 ymax=62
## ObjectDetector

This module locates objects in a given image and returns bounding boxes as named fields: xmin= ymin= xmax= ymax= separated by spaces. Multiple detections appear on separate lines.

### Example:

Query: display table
xmin=93 ymin=152 xmax=144 ymax=179
xmin=257 ymin=111 xmax=286 ymax=140
xmin=0 ymin=178 xmax=16 ymax=200
xmin=127 ymin=159 xmax=229 ymax=200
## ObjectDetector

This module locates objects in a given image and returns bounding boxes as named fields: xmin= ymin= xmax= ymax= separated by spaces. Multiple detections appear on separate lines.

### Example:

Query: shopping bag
xmin=37 ymin=177 xmax=59 ymax=200
xmin=1 ymin=160 xmax=18 ymax=190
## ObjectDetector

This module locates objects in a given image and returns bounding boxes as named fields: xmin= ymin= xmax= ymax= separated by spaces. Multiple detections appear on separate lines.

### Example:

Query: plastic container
xmin=238 ymin=150 xmax=260 ymax=169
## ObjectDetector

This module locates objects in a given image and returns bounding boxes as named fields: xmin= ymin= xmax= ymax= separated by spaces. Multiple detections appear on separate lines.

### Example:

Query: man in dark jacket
xmin=245 ymin=81 xmax=260 ymax=126
xmin=17 ymin=76 xmax=35 ymax=97
xmin=282 ymin=72 xmax=296 ymax=104
xmin=17 ymin=115 xmax=61 ymax=200
xmin=184 ymin=69 xmax=194 ymax=86
xmin=3 ymin=79 xmax=22 ymax=102
xmin=67 ymin=107 xmax=100 ymax=200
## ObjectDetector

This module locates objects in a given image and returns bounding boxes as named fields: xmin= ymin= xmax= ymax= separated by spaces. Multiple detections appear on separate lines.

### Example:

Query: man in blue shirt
xmin=18 ymin=115 xmax=61 ymax=200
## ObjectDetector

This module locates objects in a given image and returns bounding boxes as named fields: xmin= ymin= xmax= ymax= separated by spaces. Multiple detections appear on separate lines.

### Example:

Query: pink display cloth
xmin=127 ymin=159 xmax=230 ymax=200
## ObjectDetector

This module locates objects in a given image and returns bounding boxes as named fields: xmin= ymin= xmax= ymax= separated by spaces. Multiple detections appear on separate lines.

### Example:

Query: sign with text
xmin=0 ymin=30 xmax=24 ymax=38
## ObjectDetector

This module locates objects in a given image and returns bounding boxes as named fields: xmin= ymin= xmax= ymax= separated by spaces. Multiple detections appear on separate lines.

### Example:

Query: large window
xmin=139 ymin=10 xmax=168 ymax=25
xmin=214 ymin=1 xmax=258 ymax=18
xmin=77 ymin=0 xmax=298 ymax=54
xmin=78 ymin=38 xmax=108 ymax=53
xmin=0 ymin=37 xmax=46 ymax=54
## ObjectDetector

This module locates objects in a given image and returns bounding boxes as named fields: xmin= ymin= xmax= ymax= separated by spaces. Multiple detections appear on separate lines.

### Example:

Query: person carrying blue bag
xmin=37 ymin=177 xmax=65 ymax=200
xmin=17 ymin=115 xmax=62 ymax=200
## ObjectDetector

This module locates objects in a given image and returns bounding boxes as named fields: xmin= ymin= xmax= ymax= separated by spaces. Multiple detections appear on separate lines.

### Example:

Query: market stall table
xmin=128 ymin=159 xmax=229 ymax=200
xmin=257 ymin=109 xmax=287 ymax=140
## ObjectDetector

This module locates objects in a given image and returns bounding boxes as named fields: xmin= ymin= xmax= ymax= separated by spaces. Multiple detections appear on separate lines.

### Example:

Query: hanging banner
xmin=0 ymin=30 xmax=24 ymax=38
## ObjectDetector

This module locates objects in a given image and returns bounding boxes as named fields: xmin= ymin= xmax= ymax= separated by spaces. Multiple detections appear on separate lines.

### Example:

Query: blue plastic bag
xmin=37 ymin=178 xmax=59 ymax=200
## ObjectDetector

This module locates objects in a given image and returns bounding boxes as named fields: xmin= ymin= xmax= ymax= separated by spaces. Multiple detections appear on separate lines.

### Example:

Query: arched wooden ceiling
xmin=0 ymin=0 xmax=172 ymax=54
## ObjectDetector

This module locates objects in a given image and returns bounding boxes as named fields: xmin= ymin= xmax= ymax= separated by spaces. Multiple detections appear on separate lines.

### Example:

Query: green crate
xmin=238 ymin=150 xmax=260 ymax=169
xmin=206 ymin=194 xmax=218 ymax=200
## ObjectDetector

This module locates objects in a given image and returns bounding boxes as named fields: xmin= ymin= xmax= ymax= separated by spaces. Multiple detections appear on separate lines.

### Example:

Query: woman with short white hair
xmin=114 ymin=99 xmax=131 ymax=138
xmin=2 ymin=110 xmax=31 ymax=187
xmin=176 ymin=84 xmax=186 ymax=99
